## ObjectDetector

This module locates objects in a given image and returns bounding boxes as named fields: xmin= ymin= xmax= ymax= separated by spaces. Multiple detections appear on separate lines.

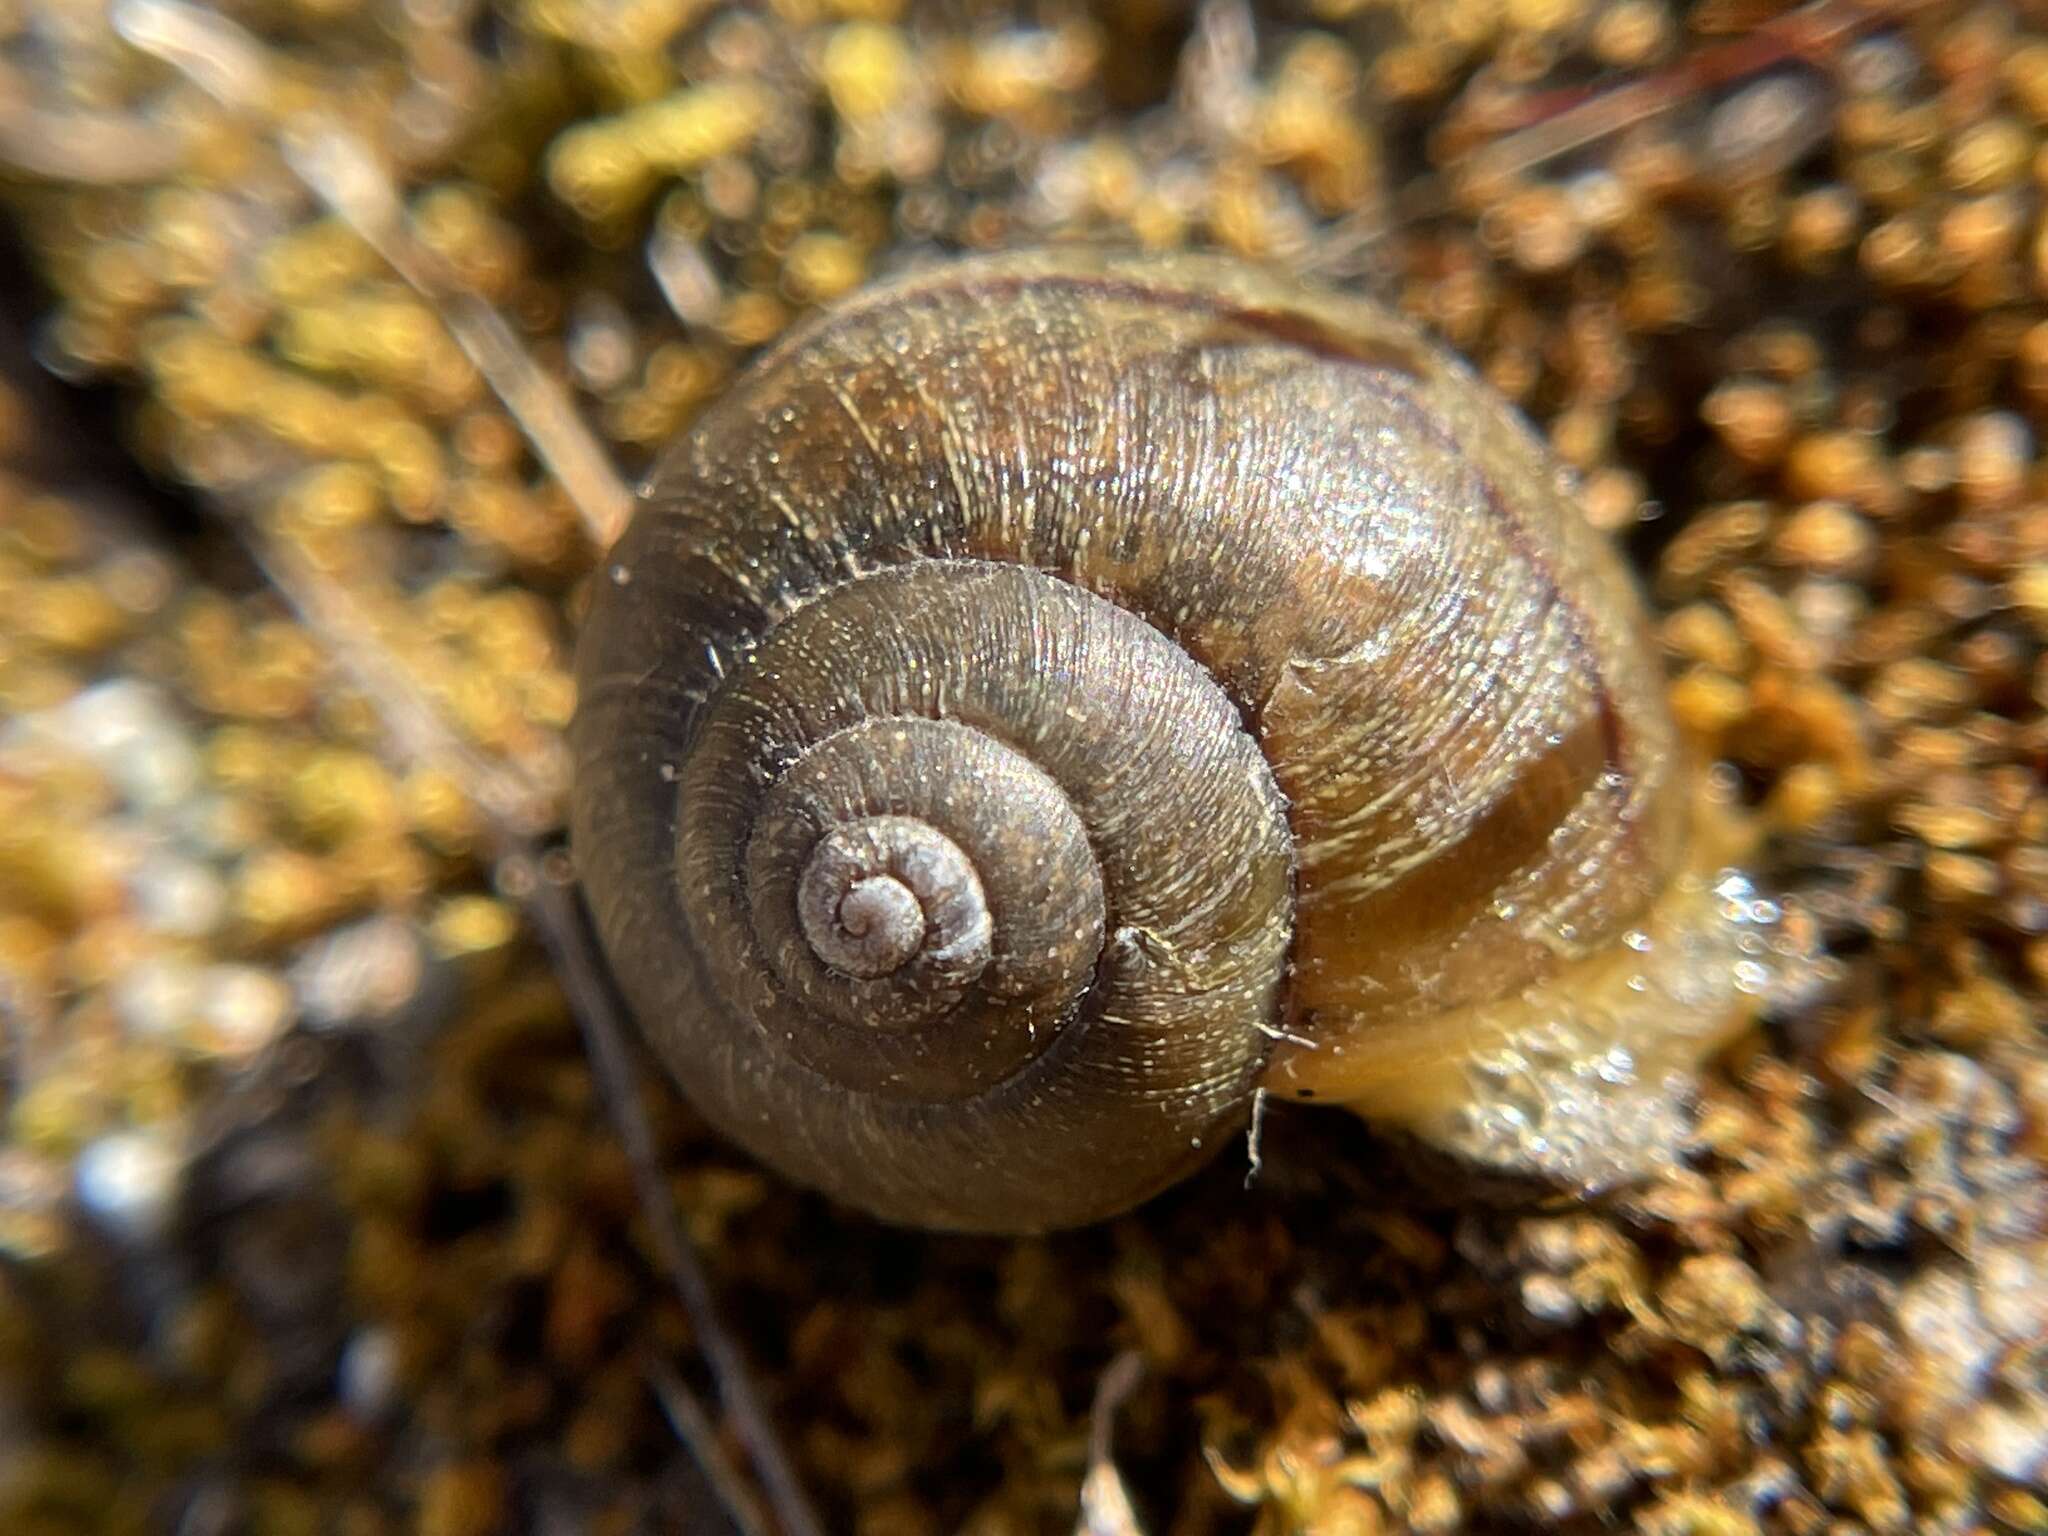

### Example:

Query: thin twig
xmin=250 ymin=540 xmax=556 ymax=839
xmin=247 ymin=531 xmax=825 ymax=1536
xmin=282 ymin=124 xmax=636 ymax=549
xmin=112 ymin=0 xmax=636 ymax=550
xmin=526 ymin=870 xmax=827 ymax=1536
xmin=645 ymin=1355 xmax=775 ymax=1536
xmin=1307 ymin=0 xmax=1891 ymax=278
xmin=1448 ymin=0 xmax=1884 ymax=186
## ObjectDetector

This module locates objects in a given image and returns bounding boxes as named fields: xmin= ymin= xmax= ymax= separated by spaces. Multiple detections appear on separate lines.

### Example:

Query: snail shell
xmin=572 ymin=248 xmax=1797 ymax=1233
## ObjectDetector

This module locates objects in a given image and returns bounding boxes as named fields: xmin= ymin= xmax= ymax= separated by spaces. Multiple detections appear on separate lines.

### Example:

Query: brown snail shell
xmin=571 ymin=247 xmax=1801 ymax=1233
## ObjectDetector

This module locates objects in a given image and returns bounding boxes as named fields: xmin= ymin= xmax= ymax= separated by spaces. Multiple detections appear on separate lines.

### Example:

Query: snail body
xmin=572 ymin=248 xmax=1796 ymax=1233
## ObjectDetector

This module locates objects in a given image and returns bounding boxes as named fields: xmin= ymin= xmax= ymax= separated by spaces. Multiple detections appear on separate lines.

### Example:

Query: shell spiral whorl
xmin=791 ymin=815 xmax=986 ymax=983
xmin=573 ymin=248 xmax=1792 ymax=1232
xmin=591 ymin=553 xmax=1293 ymax=1229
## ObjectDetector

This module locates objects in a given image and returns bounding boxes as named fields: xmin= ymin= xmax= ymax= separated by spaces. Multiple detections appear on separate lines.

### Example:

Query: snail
xmin=571 ymin=247 xmax=1805 ymax=1233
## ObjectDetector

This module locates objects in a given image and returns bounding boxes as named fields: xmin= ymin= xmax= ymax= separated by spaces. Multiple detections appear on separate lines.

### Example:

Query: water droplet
xmin=1596 ymin=1047 xmax=1636 ymax=1084
xmin=1713 ymin=873 xmax=1760 ymax=921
